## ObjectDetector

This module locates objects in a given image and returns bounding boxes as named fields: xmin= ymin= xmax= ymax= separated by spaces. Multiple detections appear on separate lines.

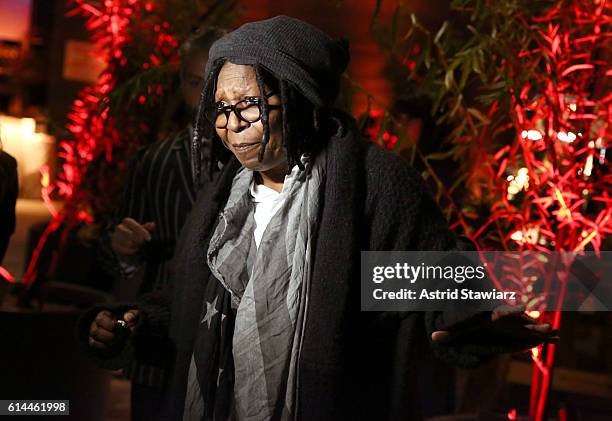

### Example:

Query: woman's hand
xmin=431 ymin=305 xmax=559 ymax=352
xmin=88 ymin=309 xmax=141 ymax=351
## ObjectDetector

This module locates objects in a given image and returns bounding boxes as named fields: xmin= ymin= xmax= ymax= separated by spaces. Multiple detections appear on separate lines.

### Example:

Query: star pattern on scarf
xmin=200 ymin=296 xmax=219 ymax=329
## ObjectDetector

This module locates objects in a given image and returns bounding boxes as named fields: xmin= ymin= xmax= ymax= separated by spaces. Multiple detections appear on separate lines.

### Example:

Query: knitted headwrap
xmin=204 ymin=15 xmax=350 ymax=107
xmin=192 ymin=16 xmax=350 ymax=186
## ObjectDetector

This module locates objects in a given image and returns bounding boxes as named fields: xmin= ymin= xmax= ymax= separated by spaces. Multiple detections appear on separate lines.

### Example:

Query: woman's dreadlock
xmin=191 ymin=58 xmax=228 ymax=188
xmin=253 ymin=64 xmax=271 ymax=163
xmin=191 ymin=60 xmax=329 ymax=189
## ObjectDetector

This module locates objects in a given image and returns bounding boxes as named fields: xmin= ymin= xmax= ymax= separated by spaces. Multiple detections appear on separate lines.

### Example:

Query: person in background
xmin=98 ymin=27 xmax=226 ymax=421
xmin=0 ymin=140 xmax=18 ymax=266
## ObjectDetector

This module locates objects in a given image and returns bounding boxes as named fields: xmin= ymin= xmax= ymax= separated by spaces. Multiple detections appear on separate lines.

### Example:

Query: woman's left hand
xmin=431 ymin=305 xmax=559 ymax=352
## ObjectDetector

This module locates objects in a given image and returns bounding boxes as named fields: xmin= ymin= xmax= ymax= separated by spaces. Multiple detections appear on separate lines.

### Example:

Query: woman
xmin=81 ymin=16 xmax=556 ymax=421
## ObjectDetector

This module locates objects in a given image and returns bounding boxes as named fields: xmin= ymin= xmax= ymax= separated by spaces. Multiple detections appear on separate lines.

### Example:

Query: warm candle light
xmin=0 ymin=115 xmax=55 ymax=198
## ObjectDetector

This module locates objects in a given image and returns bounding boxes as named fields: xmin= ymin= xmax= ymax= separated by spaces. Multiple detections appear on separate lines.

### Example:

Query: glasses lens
xmin=214 ymin=111 xmax=228 ymax=128
xmin=236 ymin=101 xmax=261 ymax=123
xmin=204 ymin=105 xmax=227 ymax=128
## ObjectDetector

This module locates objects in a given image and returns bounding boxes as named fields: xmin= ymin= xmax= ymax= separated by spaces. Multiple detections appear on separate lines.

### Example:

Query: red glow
xmin=397 ymin=2 xmax=610 ymax=419
xmin=527 ymin=310 xmax=541 ymax=319
xmin=40 ymin=165 xmax=58 ymax=218
xmin=24 ymin=0 xmax=180 ymax=288
xmin=77 ymin=211 xmax=94 ymax=223
xmin=507 ymin=408 xmax=517 ymax=421
xmin=0 ymin=266 xmax=15 ymax=283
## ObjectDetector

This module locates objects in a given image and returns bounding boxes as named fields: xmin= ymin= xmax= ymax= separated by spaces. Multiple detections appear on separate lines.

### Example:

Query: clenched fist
xmin=88 ymin=309 xmax=141 ymax=351
xmin=111 ymin=217 xmax=155 ymax=258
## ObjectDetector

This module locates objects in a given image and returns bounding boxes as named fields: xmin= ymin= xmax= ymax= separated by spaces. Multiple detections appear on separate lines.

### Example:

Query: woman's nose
xmin=226 ymin=111 xmax=248 ymax=132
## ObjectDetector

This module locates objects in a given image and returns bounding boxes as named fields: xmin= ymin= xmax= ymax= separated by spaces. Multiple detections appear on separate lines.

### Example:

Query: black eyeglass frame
xmin=206 ymin=91 xmax=281 ymax=129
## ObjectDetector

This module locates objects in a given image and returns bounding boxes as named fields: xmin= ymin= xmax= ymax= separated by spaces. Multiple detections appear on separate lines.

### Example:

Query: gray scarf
xmin=205 ymin=151 xmax=326 ymax=420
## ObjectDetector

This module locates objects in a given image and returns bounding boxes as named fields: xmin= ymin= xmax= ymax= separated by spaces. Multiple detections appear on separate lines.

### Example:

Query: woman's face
xmin=214 ymin=62 xmax=285 ymax=172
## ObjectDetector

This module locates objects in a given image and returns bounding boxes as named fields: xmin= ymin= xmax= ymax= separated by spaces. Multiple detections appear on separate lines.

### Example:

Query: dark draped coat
xmin=79 ymin=113 xmax=498 ymax=421
xmin=94 ymin=127 xmax=199 ymax=389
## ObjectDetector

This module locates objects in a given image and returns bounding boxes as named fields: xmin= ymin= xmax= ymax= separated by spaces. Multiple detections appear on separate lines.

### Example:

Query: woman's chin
xmin=234 ymin=153 xmax=262 ymax=170
xmin=232 ymin=150 xmax=286 ymax=173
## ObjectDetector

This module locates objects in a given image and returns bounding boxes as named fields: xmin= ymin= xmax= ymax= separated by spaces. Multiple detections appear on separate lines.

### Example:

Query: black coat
xmin=97 ymin=128 xmax=198 ymax=296
xmin=0 ymin=150 xmax=18 ymax=264
xmin=79 ymin=113 xmax=497 ymax=420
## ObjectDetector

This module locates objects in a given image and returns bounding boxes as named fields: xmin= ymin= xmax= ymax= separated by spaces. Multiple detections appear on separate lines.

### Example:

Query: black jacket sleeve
xmin=94 ymin=148 xmax=152 ymax=290
xmin=365 ymin=144 xmax=502 ymax=368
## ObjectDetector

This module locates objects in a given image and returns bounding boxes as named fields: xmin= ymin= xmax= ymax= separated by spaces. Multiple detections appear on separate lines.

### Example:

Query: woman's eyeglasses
xmin=205 ymin=92 xmax=280 ymax=129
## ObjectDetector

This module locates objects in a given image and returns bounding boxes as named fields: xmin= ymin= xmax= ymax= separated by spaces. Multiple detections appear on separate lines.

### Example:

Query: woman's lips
xmin=231 ymin=142 xmax=260 ymax=153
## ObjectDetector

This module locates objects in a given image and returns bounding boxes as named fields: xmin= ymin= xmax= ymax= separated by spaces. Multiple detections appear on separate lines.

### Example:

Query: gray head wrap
xmin=205 ymin=15 xmax=350 ymax=107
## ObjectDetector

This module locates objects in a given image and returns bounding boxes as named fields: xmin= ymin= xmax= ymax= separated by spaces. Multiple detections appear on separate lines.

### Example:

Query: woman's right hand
xmin=88 ymin=309 xmax=141 ymax=351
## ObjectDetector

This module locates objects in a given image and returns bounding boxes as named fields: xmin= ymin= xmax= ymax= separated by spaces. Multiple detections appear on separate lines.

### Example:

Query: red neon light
xmin=0 ymin=266 xmax=15 ymax=283
xmin=23 ymin=0 xmax=179 ymax=288
xmin=507 ymin=408 xmax=517 ymax=421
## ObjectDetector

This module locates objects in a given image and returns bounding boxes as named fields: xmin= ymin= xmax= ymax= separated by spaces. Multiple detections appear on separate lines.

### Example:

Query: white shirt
xmin=249 ymin=166 xmax=299 ymax=248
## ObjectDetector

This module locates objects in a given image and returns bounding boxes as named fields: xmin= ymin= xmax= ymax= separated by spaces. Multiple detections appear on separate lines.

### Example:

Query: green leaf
xmin=487 ymin=80 xmax=506 ymax=91
xmin=449 ymin=56 xmax=464 ymax=71
xmin=449 ymin=173 xmax=468 ymax=194
xmin=409 ymin=141 xmax=417 ymax=165
xmin=478 ymin=48 xmax=486 ymax=76
xmin=444 ymin=69 xmax=455 ymax=90
xmin=434 ymin=21 xmax=448 ymax=44
xmin=424 ymin=39 xmax=432 ymax=69
xmin=447 ymin=118 xmax=468 ymax=142
xmin=449 ymin=93 xmax=463 ymax=118
xmin=434 ymin=180 xmax=444 ymax=202
xmin=459 ymin=58 xmax=472 ymax=90
xmin=401 ymin=25 xmax=415 ymax=42
xmin=431 ymin=85 xmax=447 ymax=114
xmin=425 ymin=150 xmax=455 ymax=161
xmin=467 ymin=107 xmax=491 ymax=124
xmin=472 ymin=49 xmax=483 ymax=75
